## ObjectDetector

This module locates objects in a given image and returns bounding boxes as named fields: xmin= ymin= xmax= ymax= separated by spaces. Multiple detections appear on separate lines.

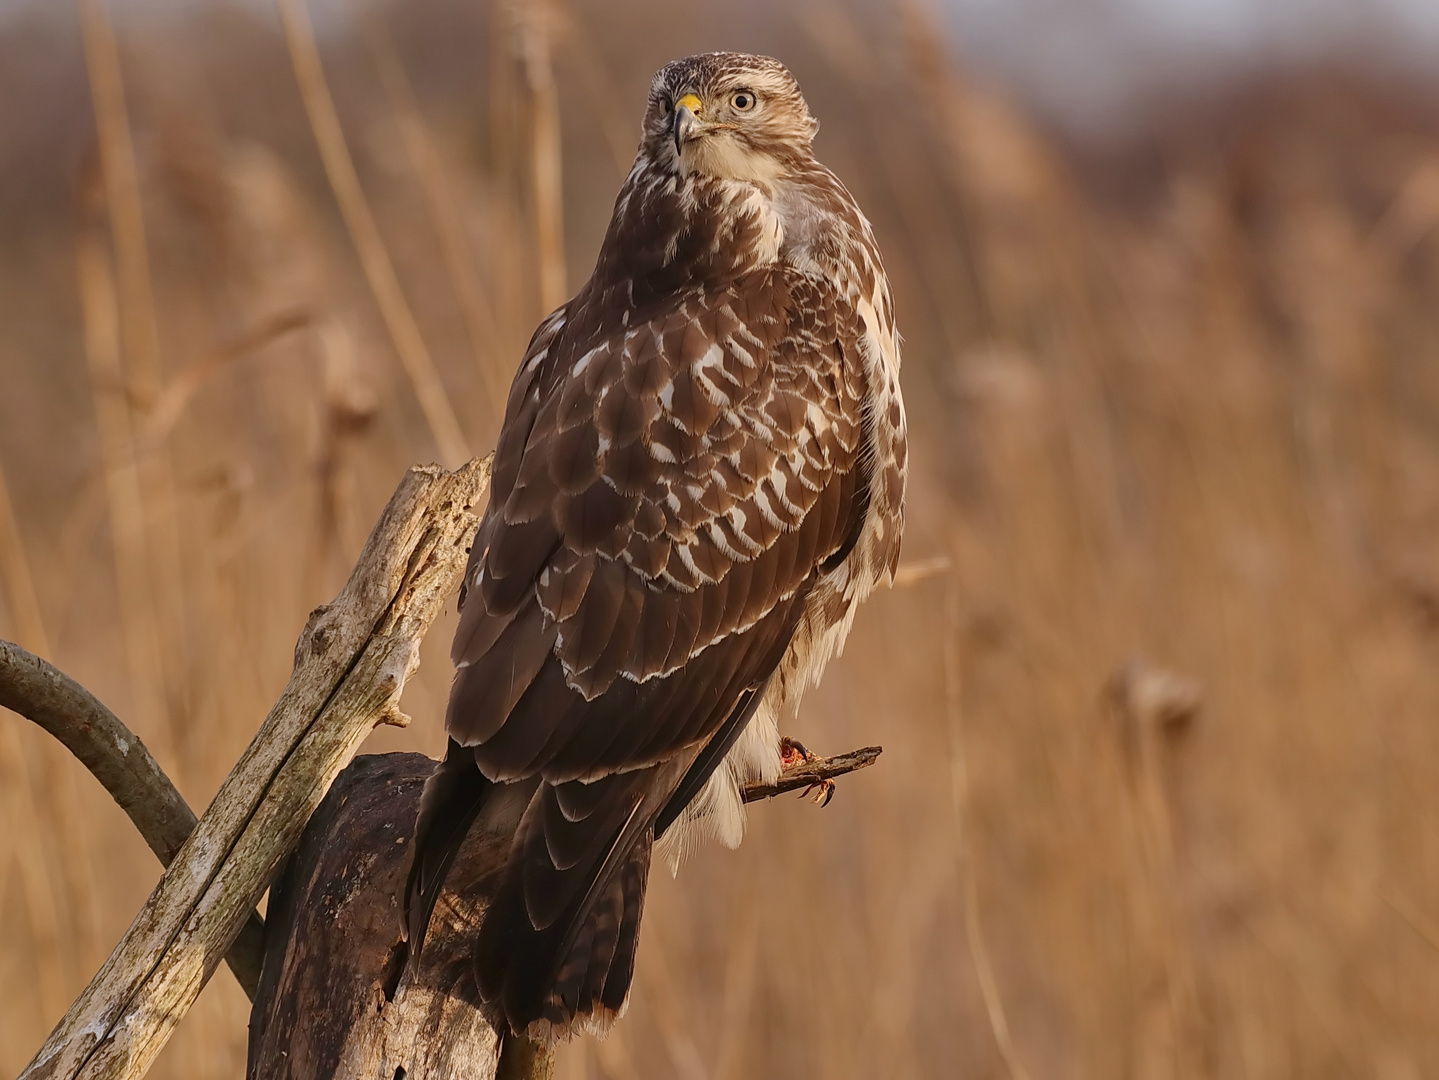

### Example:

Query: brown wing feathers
xmin=406 ymin=266 xmax=873 ymax=1036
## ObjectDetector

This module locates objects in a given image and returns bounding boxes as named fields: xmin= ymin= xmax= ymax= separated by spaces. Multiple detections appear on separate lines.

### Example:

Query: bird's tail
xmin=475 ymin=763 xmax=682 ymax=1040
xmin=403 ymin=738 xmax=493 ymax=960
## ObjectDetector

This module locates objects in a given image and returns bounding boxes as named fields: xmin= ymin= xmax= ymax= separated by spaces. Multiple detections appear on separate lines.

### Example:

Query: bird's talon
xmin=779 ymin=735 xmax=815 ymax=770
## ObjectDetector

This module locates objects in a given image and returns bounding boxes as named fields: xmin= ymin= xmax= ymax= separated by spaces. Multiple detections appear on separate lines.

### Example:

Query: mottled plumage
xmin=404 ymin=51 xmax=907 ymax=1041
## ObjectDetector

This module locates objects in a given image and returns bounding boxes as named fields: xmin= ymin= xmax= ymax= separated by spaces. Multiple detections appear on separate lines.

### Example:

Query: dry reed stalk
xmin=78 ymin=0 xmax=160 ymax=407
xmin=482 ymin=0 xmax=538 ymax=396
xmin=636 ymin=932 xmax=710 ymax=1080
xmin=80 ymin=0 xmax=194 ymax=737
xmin=549 ymin=1 xmax=637 ymax=176
xmin=712 ymin=882 xmax=760 ymax=1080
xmin=361 ymin=16 xmax=510 ymax=415
xmin=0 ymin=470 xmax=108 ymax=980
xmin=1380 ymin=887 xmax=1439 ymax=953
xmin=1109 ymin=661 xmax=1205 ymax=1080
xmin=75 ymin=234 xmax=173 ymax=763
xmin=276 ymin=0 xmax=472 ymax=468
xmin=0 ymin=467 xmax=51 ymax=659
xmin=591 ymin=1030 xmax=641 ymax=1080
xmin=309 ymin=319 xmax=378 ymax=590
xmin=53 ymin=473 xmax=109 ymax=643
xmin=0 ymin=478 xmax=75 ymax=1010
xmin=509 ymin=0 xmax=568 ymax=312
xmin=0 ymin=486 xmax=77 ymax=1009
xmin=0 ymin=717 xmax=69 ymax=1022
xmin=941 ymin=573 xmax=1033 ymax=1080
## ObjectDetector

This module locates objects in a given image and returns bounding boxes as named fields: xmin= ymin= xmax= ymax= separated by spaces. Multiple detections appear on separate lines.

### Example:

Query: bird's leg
xmin=777 ymin=736 xmax=837 ymax=807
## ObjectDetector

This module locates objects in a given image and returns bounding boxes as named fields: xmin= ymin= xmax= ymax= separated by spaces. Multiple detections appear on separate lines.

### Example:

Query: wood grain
xmin=0 ymin=639 xmax=266 ymax=998
xmin=19 ymin=457 xmax=490 ymax=1080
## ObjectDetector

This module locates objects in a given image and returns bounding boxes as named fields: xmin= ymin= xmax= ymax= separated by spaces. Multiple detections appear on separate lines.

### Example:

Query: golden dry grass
xmin=2 ymin=1 xmax=1439 ymax=1077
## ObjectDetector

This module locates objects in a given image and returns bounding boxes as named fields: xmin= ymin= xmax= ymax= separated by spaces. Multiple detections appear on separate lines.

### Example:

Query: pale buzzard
xmin=404 ymin=51 xmax=907 ymax=1041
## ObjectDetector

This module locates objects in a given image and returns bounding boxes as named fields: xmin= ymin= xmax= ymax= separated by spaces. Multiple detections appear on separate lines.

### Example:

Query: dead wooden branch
xmin=0 ymin=639 xmax=266 ymax=998
xmin=20 ymin=457 xmax=490 ymax=1080
xmin=739 ymin=745 xmax=883 ymax=803
xmin=12 ymin=448 xmax=883 ymax=1080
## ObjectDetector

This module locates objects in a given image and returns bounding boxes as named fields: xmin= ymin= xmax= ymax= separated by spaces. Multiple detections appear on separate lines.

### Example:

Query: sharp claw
xmin=779 ymin=736 xmax=835 ymax=807
xmin=779 ymin=735 xmax=815 ymax=770
xmin=802 ymin=779 xmax=835 ymax=807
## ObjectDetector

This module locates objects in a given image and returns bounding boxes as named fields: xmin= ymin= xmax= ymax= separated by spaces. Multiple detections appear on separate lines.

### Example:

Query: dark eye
xmin=660 ymin=96 xmax=673 ymax=114
xmin=731 ymin=91 xmax=755 ymax=111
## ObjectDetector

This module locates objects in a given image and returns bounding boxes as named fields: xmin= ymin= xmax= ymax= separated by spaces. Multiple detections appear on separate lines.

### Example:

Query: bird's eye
xmin=661 ymin=96 xmax=673 ymax=114
xmin=731 ymin=91 xmax=756 ymax=112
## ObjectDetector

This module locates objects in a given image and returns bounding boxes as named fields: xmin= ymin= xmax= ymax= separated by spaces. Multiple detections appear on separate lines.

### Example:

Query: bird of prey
xmin=404 ymin=51 xmax=907 ymax=1041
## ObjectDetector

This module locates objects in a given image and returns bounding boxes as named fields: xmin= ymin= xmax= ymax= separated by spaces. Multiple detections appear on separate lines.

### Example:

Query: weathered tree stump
xmin=246 ymin=745 xmax=885 ymax=1079
xmin=248 ymin=752 xmax=514 ymax=1079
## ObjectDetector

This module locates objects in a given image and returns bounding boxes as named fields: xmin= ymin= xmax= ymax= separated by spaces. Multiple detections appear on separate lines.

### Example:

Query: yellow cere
xmin=675 ymin=93 xmax=703 ymax=114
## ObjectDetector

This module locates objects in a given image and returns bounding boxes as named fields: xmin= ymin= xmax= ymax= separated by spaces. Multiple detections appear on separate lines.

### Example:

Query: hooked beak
xmin=671 ymin=92 xmax=702 ymax=157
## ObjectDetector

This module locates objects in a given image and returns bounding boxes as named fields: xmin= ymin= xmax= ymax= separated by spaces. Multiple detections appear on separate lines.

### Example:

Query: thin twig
xmin=891 ymin=555 xmax=952 ymax=588
xmin=0 ymin=638 xmax=266 ymax=999
xmin=138 ymin=307 xmax=312 ymax=451
xmin=276 ymin=0 xmax=471 ymax=468
xmin=739 ymin=745 xmax=882 ymax=803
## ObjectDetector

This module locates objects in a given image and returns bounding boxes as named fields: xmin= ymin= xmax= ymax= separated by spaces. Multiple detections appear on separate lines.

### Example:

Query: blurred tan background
xmin=2 ymin=0 xmax=1439 ymax=1076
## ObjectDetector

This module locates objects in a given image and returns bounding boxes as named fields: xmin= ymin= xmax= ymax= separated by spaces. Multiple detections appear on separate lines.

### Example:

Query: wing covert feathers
xmin=447 ymin=267 xmax=870 ymax=765
xmin=409 ymin=158 xmax=902 ymax=1037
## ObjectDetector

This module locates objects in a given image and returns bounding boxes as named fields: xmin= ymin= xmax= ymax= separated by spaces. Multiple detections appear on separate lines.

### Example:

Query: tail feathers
xmin=476 ymin=769 xmax=667 ymax=1039
xmin=549 ymin=836 xmax=650 ymax=1027
xmin=404 ymin=739 xmax=492 ymax=961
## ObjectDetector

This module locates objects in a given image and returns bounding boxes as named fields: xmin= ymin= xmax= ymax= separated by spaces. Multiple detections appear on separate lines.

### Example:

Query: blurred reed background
xmin=2 ymin=0 xmax=1439 ymax=1076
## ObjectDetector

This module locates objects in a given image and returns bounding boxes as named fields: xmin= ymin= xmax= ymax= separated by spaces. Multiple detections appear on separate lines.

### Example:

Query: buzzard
xmin=404 ymin=51 xmax=907 ymax=1041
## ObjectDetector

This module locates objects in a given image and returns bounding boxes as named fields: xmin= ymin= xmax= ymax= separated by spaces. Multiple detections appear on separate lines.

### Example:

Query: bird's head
xmin=641 ymin=53 xmax=818 ymax=186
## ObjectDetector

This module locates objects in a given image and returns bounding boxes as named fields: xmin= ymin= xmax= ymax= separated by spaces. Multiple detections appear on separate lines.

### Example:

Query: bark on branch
xmin=739 ymin=745 xmax=883 ymax=803
xmin=19 ymin=458 xmax=491 ymax=1080
xmin=10 ymin=451 xmax=884 ymax=1080
xmin=0 ymin=640 xmax=267 ymax=998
